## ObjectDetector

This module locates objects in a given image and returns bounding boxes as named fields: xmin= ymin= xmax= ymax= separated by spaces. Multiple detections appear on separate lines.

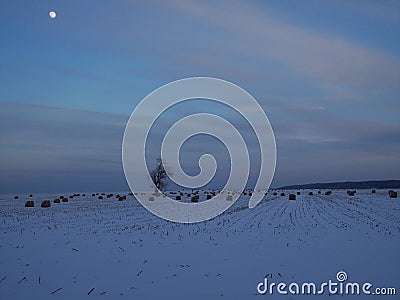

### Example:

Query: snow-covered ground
xmin=0 ymin=189 xmax=399 ymax=299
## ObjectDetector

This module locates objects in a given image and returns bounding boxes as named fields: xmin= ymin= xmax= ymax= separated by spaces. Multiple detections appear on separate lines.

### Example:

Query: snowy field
xmin=0 ymin=189 xmax=399 ymax=299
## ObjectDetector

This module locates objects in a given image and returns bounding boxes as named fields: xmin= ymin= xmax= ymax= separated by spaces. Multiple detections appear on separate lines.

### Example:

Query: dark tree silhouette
xmin=150 ymin=158 xmax=168 ymax=191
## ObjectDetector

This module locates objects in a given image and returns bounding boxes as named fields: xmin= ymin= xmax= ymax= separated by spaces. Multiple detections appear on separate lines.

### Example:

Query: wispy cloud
xmin=163 ymin=1 xmax=400 ymax=93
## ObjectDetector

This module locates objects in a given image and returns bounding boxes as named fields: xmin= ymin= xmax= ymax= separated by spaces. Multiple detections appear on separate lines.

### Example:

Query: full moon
xmin=49 ymin=11 xmax=56 ymax=19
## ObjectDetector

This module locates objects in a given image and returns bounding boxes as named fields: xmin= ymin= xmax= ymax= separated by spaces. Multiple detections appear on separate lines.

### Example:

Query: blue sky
xmin=1 ymin=0 xmax=399 ymax=193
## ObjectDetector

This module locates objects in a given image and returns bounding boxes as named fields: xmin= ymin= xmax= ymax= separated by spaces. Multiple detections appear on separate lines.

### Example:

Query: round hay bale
xmin=118 ymin=195 xmax=127 ymax=201
xmin=191 ymin=196 xmax=199 ymax=202
xmin=388 ymin=190 xmax=394 ymax=195
xmin=325 ymin=191 xmax=332 ymax=195
xmin=62 ymin=198 xmax=68 ymax=202
xmin=98 ymin=196 xmax=103 ymax=200
xmin=14 ymin=195 xmax=19 ymax=199
xmin=317 ymin=191 xmax=321 ymax=194
xmin=371 ymin=189 xmax=376 ymax=193
xmin=249 ymin=192 xmax=253 ymax=196
xmin=389 ymin=191 xmax=398 ymax=198
xmin=148 ymin=196 xmax=155 ymax=201
xmin=289 ymin=194 xmax=296 ymax=200
xmin=297 ymin=192 xmax=300 ymax=195
xmin=273 ymin=192 xmax=278 ymax=196
xmin=60 ymin=195 xmax=64 ymax=199
xmin=69 ymin=195 xmax=73 ymax=199
xmin=25 ymin=201 xmax=34 ymax=207
xmin=175 ymin=195 xmax=182 ymax=200
xmin=347 ymin=191 xmax=355 ymax=196
xmin=92 ymin=193 xmax=95 ymax=197
xmin=206 ymin=195 xmax=212 ymax=200
xmin=309 ymin=191 xmax=313 ymax=195
xmin=280 ymin=192 xmax=285 ymax=197
xmin=29 ymin=194 xmax=33 ymax=198
xmin=54 ymin=198 xmax=60 ymax=203
xmin=41 ymin=200 xmax=51 ymax=208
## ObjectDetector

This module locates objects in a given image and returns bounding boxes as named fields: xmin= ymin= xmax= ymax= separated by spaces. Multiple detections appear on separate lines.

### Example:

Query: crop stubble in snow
xmin=0 ymin=190 xmax=399 ymax=299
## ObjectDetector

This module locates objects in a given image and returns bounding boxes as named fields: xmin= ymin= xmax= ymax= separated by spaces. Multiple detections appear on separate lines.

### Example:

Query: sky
xmin=0 ymin=0 xmax=399 ymax=193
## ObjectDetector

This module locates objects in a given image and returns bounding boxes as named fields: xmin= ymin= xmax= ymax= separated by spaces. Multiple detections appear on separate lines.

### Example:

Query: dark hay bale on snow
xmin=62 ymin=198 xmax=68 ymax=202
xmin=92 ymin=193 xmax=95 ymax=197
xmin=347 ymin=191 xmax=355 ymax=196
xmin=69 ymin=195 xmax=73 ymax=199
xmin=280 ymin=193 xmax=285 ymax=197
xmin=25 ymin=201 xmax=34 ymax=207
xmin=389 ymin=191 xmax=398 ymax=198
xmin=175 ymin=195 xmax=182 ymax=200
xmin=309 ymin=191 xmax=313 ymax=195
xmin=54 ymin=198 xmax=60 ymax=203
xmin=325 ymin=191 xmax=332 ymax=195
xmin=297 ymin=192 xmax=300 ymax=195
xmin=206 ymin=195 xmax=212 ymax=200
xmin=388 ymin=190 xmax=394 ymax=195
xmin=118 ymin=195 xmax=127 ymax=201
xmin=289 ymin=194 xmax=296 ymax=200
xmin=191 ymin=196 xmax=199 ymax=203
xmin=29 ymin=194 xmax=33 ymax=197
xmin=249 ymin=192 xmax=253 ymax=196
xmin=372 ymin=189 xmax=376 ymax=194
xmin=60 ymin=195 xmax=64 ymax=199
xmin=317 ymin=191 xmax=321 ymax=194
xmin=98 ymin=196 xmax=103 ymax=200
xmin=41 ymin=200 xmax=51 ymax=208
xmin=14 ymin=195 xmax=19 ymax=199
